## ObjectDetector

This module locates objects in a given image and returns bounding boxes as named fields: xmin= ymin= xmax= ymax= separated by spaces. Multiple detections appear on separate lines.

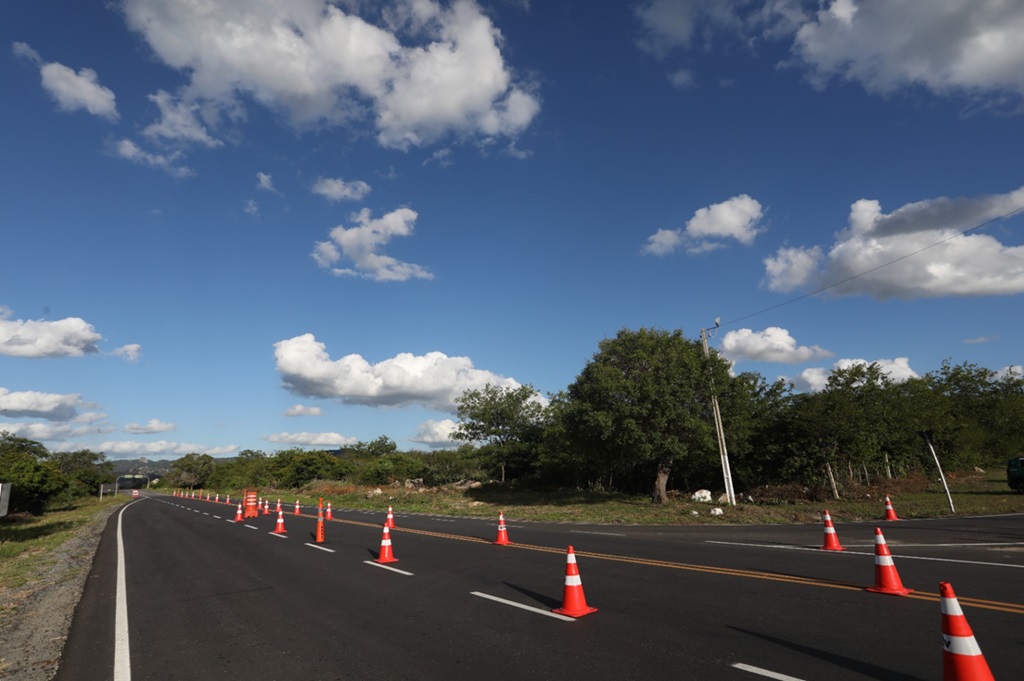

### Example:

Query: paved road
xmin=56 ymin=493 xmax=1024 ymax=680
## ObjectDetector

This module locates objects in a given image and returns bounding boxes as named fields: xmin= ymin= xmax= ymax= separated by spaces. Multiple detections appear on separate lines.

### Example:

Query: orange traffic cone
xmin=215 ymin=494 xmax=219 ymax=503
xmin=234 ymin=503 xmax=244 ymax=523
xmin=275 ymin=498 xmax=282 ymax=513
xmin=384 ymin=504 xmax=396 ymax=529
xmin=315 ymin=508 xmax=326 ymax=543
xmin=940 ymin=581 xmax=995 ymax=681
xmin=553 ymin=546 xmax=597 ymax=618
xmin=294 ymin=499 xmax=301 ymax=516
xmin=819 ymin=510 xmax=845 ymax=551
xmin=273 ymin=510 xmax=287 ymax=534
xmin=263 ymin=499 xmax=270 ymax=515
xmin=326 ymin=502 xmax=333 ymax=520
xmin=494 ymin=511 xmax=511 ymax=545
xmin=883 ymin=495 xmax=900 ymax=521
xmin=225 ymin=495 xmax=230 ymax=505
xmin=866 ymin=527 xmax=912 ymax=595
xmin=376 ymin=525 xmax=398 ymax=563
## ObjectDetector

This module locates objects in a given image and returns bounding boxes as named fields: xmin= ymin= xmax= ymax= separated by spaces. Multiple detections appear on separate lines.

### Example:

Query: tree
xmin=169 ymin=453 xmax=215 ymax=490
xmin=452 ymin=383 xmax=546 ymax=482
xmin=0 ymin=433 xmax=67 ymax=514
xmin=562 ymin=328 xmax=731 ymax=503
xmin=47 ymin=449 xmax=113 ymax=497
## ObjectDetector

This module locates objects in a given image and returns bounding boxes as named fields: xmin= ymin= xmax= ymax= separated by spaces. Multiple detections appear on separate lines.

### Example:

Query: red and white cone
xmin=819 ymin=510 xmax=845 ymax=551
xmin=273 ymin=510 xmax=287 ymax=535
xmin=263 ymin=499 xmax=270 ymax=515
xmin=294 ymin=499 xmax=301 ymax=516
xmin=376 ymin=525 xmax=397 ymax=563
xmin=326 ymin=502 xmax=333 ymax=520
xmin=215 ymin=494 xmax=219 ymax=503
xmin=275 ymin=498 xmax=282 ymax=513
xmin=234 ymin=503 xmax=244 ymax=523
xmin=866 ymin=527 xmax=912 ymax=595
xmin=940 ymin=581 xmax=995 ymax=681
xmin=384 ymin=504 xmax=396 ymax=529
xmin=883 ymin=495 xmax=900 ymax=521
xmin=226 ymin=495 xmax=230 ymax=505
xmin=494 ymin=511 xmax=511 ymax=545
xmin=553 ymin=546 xmax=597 ymax=617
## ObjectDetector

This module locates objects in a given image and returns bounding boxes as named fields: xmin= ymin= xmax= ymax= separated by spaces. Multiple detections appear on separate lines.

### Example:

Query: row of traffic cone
xmin=819 ymin=510 xmax=995 ymax=679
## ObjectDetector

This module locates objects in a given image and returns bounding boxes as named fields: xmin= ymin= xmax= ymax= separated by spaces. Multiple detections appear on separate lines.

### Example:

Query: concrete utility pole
xmin=701 ymin=320 xmax=736 ymax=506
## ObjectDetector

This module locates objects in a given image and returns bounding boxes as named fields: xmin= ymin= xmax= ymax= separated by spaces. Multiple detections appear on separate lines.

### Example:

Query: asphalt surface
xmin=56 ymin=493 xmax=1024 ymax=680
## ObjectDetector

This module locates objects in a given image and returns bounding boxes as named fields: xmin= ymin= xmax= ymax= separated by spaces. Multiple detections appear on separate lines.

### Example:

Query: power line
xmin=720 ymin=204 xmax=1024 ymax=329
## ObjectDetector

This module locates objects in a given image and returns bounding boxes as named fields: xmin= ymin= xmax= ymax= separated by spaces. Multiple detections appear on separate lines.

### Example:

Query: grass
xmin=0 ymin=495 xmax=129 ymax=592
xmin=197 ymin=467 xmax=1024 ymax=527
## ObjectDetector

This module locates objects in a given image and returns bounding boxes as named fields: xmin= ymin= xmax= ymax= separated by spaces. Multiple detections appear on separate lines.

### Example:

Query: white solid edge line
xmin=268 ymin=532 xmax=288 ymax=539
xmin=732 ymin=662 xmax=807 ymax=681
xmin=304 ymin=543 xmax=336 ymax=553
xmin=470 ymin=591 xmax=576 ymax=622
xmin=114 ymin=500 xmax=144 ymax=681
xmin=363 ymin=560 xmax=414 ymax=576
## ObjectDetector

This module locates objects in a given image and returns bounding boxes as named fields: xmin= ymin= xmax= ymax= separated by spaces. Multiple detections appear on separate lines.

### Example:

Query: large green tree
xmin=452 ymin=383 xmax=546 ymax=482
xmin=562 ymin=328 xmax=731 ymax=503
xmin=168 ymin=452 xmax=216 ymax=490
xmin=0 ymin=433 xmax=67 ymax=514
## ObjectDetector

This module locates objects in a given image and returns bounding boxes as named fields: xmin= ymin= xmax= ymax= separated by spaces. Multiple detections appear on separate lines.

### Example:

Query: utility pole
xmin=701 ymin=320 xmax=736 ymax=506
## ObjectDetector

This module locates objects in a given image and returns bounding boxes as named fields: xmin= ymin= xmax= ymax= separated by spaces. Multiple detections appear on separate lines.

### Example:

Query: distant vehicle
xmin=1008 ymin=457 xmax=1024 ymax=493
xmin=131 ymin=489 xmax=140 ymax=497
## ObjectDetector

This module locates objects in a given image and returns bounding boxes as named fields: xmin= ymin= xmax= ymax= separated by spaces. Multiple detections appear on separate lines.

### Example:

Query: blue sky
xmin=2 ymin=0 xmax=1023 ymax=460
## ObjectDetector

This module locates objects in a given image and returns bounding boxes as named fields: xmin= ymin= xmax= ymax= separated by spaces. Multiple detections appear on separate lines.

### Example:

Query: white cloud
xmin=114 ymin=344 xmax=142 ymax=362
xmin=642 ymin=194 xmax=764 ymax=255
xmin=14 ymin=42 xmax=119 ymax=121
xmin=964 ymin=336 xmax=997 ymax=345
xmin=0 ymin=419 xmax=114 ymax=443
xmin=257 ymin=172 xmax=279 ymax=193
xmin=409 ymin=418 xmax=459 ymax=448
xmin=668 ymin=68 xmax=695 ymax=89
xmin=996 ymin=365 xmax=1023 ymax=380
xmin=98 ymin=440 xmax=238 ymax=459
xmin=788 ymin=357 xmax=919 ymax=392
xmin=794 ymin=1 xmax=1024 ymax=99
xmin=763 ymin=185 xmax=1024 ymax=298
xmin=312 ymin=207 xmax=432 ymax=282
xmin=273 ymin=333 xmax=523 ymax=411
xmin=143 ymin=90 xmax=221 ymax=147
xmin=119 ymin=0 xmax=539 ymax=150
xmin=311 ymin=176 xmax=371 ymax=202
xmin=244 ymin=199 xmax=259 ymax=217
xmin=123 ymin=418 xmax=176 ymax=434
xmin=0 ymin=306 xmax=102 ymax=358
xmin=720 ymin=327 xmax=833 ymax=364
xmin=113 ymin=138 xmax=193 ymax=178
xmin=284 ymin=404 xmax=322 ymax=417
xmin=263 ymin=432 xmax=357 ymax=447
xmin=0 ymin=388 xmax=81 ymax=421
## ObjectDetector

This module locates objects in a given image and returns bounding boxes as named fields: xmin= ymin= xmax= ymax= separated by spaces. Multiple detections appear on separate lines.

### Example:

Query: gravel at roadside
xmin=0 ymin=506 xmax=119 ymax=680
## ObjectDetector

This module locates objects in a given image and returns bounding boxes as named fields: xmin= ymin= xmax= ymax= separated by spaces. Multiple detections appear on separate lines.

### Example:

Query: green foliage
xmin=452 ymin=384 xmax=546 ymax=482
xmin=168 ymin=452 xmax=216 ymax=489
xmin=0 ymin=434 xmax=112 ymax=514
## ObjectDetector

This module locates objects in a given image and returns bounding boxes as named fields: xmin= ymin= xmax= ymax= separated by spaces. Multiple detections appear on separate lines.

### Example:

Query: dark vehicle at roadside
xmin=1008 ymin=457 xmax=1024 ymax=493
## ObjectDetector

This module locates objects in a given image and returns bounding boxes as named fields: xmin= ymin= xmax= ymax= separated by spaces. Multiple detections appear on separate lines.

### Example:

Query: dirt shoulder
xmin=0 ymin=505 xmax=119 ymax=680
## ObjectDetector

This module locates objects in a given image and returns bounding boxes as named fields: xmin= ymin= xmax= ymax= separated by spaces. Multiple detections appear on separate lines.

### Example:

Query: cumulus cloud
xmin=0 ymin=388 xmax=81 ymax=421
xmin=634 ymin=1 xmax=1024 ymax=105
xmin=114 ymin=344 xmax=142 ymax=362
xmin=274 ymin=333 xmax=523 ymax=411
xmin=112 ymin=138 xmax=193 ymax=178
xmin=98 ymin=440 xmax=238 ymax=459
xmin=263 ymin=432 xmax=357 ymax=447
xmin=0 ymin=306 xmax=102 ymax=358
xmin=143 ymin=90 xmax=221 ymax=147
xmin=13 ymin=42 xmax=119 ymax=121
xmin=284 ymin=404 xmax=322 ymax=417
xmin=257 ymin=172 xmax=279 ymax=194
xmin=311 ymin=176 xmax=372 ymax=202
xmin=244 ymin=199 xmax=259 ymax=217
xmin=118 ymin=0 xmax=539 ymax=150
xmin=642 ymin=195 xmax=764 ymax=255
xmin=312 ymin=207 xmax=432 ymax=282
xmin=788 ymin=357 xmax=919 ymax=392
xmin=996 ymin=365 xmax=1023 ymax=380
xmin=720 ymin=327 xmax=833 ymax=364
xmin=409 ymin=418 xmax=459 ymax=448
xmin=763 ymin=185 xmax=1024 ymax=299
xmin=123 ymin=418 xmax=176 ymax=434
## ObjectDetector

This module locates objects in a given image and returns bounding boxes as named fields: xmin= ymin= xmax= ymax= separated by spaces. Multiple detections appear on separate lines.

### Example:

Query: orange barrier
xmin=553 ymin=546 xmax=597 ymax=618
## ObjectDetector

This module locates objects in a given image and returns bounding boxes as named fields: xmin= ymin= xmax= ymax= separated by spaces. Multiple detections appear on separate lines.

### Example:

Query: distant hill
xmin=111 ymin=458 xmax=174 ymax=478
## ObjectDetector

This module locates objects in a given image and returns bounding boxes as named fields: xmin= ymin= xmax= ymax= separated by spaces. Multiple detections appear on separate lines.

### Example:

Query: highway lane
xmin=56 ymin=494 xmax=1023 ymax=680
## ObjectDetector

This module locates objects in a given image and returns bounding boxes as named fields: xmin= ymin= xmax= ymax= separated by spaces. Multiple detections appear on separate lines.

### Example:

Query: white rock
xmin=710 ymin=507 xmax=724 ymax=516
xmin=690 ymin=510 xmax=699 ymax=516
xmin=690 ymin=489 xmax=713 ymax=503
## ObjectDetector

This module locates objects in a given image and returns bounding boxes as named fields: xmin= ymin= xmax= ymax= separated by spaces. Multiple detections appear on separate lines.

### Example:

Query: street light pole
xmin=701 ymin=320 xmax=736 ymax=506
